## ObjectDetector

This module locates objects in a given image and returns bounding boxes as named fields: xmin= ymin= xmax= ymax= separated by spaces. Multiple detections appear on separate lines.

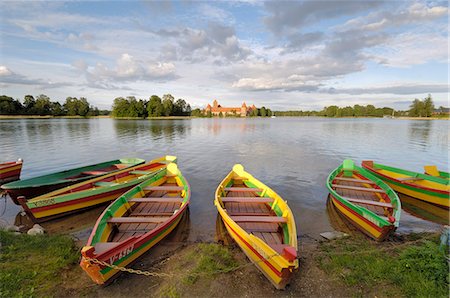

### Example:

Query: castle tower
xmin=213 ymin=100 xmax=218 ymax=108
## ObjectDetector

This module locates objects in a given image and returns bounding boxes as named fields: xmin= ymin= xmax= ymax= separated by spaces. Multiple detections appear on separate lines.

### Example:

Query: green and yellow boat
xmin=327 ymin=160 xmax=401 ymax=241
xmin=215 ymin=164 xmax=298 ymax=289
xmin=80 ymin=163 xmax=190 ymax=285
xmin=2 ymin=158 xmax=145 ymax=204
xmin=19 ymin=156 xmax=175 ymax=222
xmin=362 ymin=161 xmax=449 ymax=208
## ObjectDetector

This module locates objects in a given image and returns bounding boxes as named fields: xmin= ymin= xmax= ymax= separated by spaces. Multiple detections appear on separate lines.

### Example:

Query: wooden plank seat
xmin=397 ymin=177 xmax=424 ymax=182
xmin=130 ymin=212 xmax=175 ymax=216
xmin=143 ymin=186 xmax=184 ymax=191
xmin=129 ymin=197 xmax=184 ymax=203
xmin=221 ymin=197 xmax=273 ymax=203
xmin=129 ymin=170 xmax=151 ymax=175
xmin=108 ymin=217 xmax=168 ymax=224
xmin=224 ymin=187 xmax=263 ymax=192
xmin=94 ymin=242 xmax=121 ymax=254
xmin=231 ymin=216 xmax=287 ymax=223
xmin=228 ymin=212 xmax=274 ymax=216
xmin=331 ymin=184 xmax=385 ymax=193
xmin=342 ymin=197 xmax=393 ymax=208
xmin=333 ymin=177 xmax=376 ymax=184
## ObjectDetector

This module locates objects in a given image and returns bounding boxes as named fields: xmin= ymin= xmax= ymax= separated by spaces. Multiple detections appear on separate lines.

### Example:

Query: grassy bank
xmin=317 ymin=233 xmax=449 ymax=297
xmin=0 ymin=115 xmax=110 ymax=119
xmin=0 ymin=230 xmax=79 ymax=297
xmin=1 ymin=231 xmax=448 ymax=297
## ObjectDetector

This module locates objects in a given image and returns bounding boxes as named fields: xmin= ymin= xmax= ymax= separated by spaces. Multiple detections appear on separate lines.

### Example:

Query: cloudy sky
xmin=0 ymin=1 xmax=448 ymax=110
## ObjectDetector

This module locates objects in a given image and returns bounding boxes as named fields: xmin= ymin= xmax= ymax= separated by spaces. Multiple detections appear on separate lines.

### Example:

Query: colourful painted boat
xmin=362 ymin=161 xmax=450 ymax=208
xmin=2 ymin=158 xmax=145 ymax=204
xmin=214 ymin=164 xmax=298 ymax=289
xmin=327 ymin=159 xmax=401 ymax=241
xmin=80 ymin=163 xmax=190 ymax=284
xmin=0 ymin=159 xmax=23 ymax=185
xmin=424 ymin=165 xmax=449 ymax=180
xmin=18 ymin=156 xmax=176 ymax=222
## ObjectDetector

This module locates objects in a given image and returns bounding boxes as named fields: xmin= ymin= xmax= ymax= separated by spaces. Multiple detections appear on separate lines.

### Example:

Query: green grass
xmin=182 ymin=243 xmax=239 ymax=285
xmin=317 ymin=233 xmax=449 ymax=297
xmin=0 ymin=230 xmax=79 ymax=297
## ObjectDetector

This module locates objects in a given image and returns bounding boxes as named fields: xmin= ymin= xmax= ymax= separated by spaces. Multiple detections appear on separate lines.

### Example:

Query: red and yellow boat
xmin=0 ymin=159 xmax=23 ymax=185
xmin=327 ymin=159 xmax=401 ymax=241
xmin=19 ymin=156 xmax=176 ymax=222
xmin=362 ymin=161 xmax=449 ymax=208
xmin=215 ymin=164 xmax=298 ymax=289
xmin=80 ymin=163 xmax=190 ymax=284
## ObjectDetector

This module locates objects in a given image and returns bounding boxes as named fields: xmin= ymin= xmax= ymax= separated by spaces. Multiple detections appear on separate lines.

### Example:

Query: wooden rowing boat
xmin=0 ymin=159 xmax=23 ymax=185
xmin=214 ymin=164 xmax=298 ymax=289
xmin=2 ymin=158 xmax=145 ymax=204
xmin=362 ymin=160 xmax=449 ymax=208
xmin=327 ymin=159 xmax=401 ymax=241
xmin=80 ymin=163 xmax=190 ymax=285
xmin=18 ymin=156 xmax=176 ymax=222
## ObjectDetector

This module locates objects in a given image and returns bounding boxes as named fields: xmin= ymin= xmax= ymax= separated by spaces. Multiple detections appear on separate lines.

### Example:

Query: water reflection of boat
xmin=399 ymin=194 xmax=449 ymax=225
xmin=326 ymin=195 xmax=359 ymax=236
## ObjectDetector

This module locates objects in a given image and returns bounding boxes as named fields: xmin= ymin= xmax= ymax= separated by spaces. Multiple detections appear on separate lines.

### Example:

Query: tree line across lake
xmin=0 ymin=95 xmax=107 ymax=116
xmin=275 ymin=95 xmax=444 ymax=118
xmin=0 ymin=93 xmax=445 ymax=118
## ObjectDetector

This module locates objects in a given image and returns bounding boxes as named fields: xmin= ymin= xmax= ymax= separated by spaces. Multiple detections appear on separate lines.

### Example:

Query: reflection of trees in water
xmin=408 ymin=121 xmax=432 ymax=150
xmin=65 ymin=120 xmax=91 ymax=139
xmin=24 ymin=121 xmax=56 ymax=143
xmin=114 ymin=120 xmax=188 ymax=140
xmin=149 ymin=122 xmax=187 ymax=139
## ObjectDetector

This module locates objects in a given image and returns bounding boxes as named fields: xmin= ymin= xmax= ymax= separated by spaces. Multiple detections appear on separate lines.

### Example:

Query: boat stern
xmin=80 ymin=246 xmax=106 ymax=285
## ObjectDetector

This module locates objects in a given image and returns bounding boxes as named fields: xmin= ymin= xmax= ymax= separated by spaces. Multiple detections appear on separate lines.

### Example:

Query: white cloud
xmin=0 ymin=66 xmax=13 ymax=76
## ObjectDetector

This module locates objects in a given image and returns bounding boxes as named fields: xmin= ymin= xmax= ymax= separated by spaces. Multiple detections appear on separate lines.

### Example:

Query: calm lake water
xmin=0 ymin=118 xmax=448 ymax=240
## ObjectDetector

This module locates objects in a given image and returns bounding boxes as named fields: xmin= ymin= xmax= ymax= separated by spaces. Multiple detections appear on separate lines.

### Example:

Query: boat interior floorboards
xmin=334 ymin=178 xmax=388 ymax=216
xmin=224 ymin=181 xmax=283 ymax=246
xmin=110 ymin=181 xmax=181 ymax=242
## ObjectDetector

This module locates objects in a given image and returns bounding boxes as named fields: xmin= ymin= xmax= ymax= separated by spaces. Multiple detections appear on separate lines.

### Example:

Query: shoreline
xmin=0 ymin=115 xmax=448 ymax=120
xmin=0 ymin=230 xmax=447 ymax=297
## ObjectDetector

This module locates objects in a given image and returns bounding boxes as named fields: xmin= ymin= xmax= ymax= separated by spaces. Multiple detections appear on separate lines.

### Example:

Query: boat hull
xmin=219 ymin=209 xmax=294 ymax=289
xmin=214 ymin=164 xmax=298 ymax=290
xmin=81 ymin=211 xmax=186 ymax=284
xmin=80 ymin=162 xmax=189 ymax=285
xmin=2 ymin=158 xmax=145 ymax=204
xmin=362 ymin=162 xmax=449 ymax=208
xmin=0 ymin=161 xmax=22 ymax=185
xmin=330 ymin=194 xmax=395 ymax=241
xmin=20 ymin=157 xmax=173 ymax=222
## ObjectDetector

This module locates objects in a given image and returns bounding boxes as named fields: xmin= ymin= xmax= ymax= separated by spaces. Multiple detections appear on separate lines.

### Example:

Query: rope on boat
xmin=82 ymin=251 xmax=282 ymax=278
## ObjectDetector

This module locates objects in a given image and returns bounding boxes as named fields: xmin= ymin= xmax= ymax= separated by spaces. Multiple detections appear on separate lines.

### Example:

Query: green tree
xmin=423 ymin=94 xmax=434 ymax=117
xmin=111 ymin=97 xmax=129 ymax=117
xmin=366 ymin=105 xmax=376 ymax=117
xmin=77 ymin=97 xmax=90 ymax=116
xmin=324 ymin=106 xmax=338 ymax=117
xmin=147 ymin=95 xmax=163 ymax=117
xmin=191 ymin=108 xmax=203 ymax=117
xmin=206 ymin=110 xmax=212 ymax=118
xmin=34 ymin=94 xmax=52 ymax=115
xmin=174 ymin=99 xmax=187 ymax=116
xmin=23 ymin=95 xmax=36 ymax=114
xmin=162 ymin=94 xmax=174 ymax=116
xmin=409 ymin=99 xmax=423 ymax=117
xmin=260 ymin=106 xmax=267 ymax=117
xmin=64 ymin=97 xmax=78 ymax=116
xmin=0 ymin=95 xmax=23 ymax=115
xmin=50 ymin=102 xmax=65 ymax=116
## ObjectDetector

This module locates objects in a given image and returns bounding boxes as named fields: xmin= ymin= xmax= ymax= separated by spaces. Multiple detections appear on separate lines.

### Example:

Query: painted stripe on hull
xmin=95 ymin=214 xmax=182 ymax=282
xmin=331 ymin=195 xmax=393 ymax=241
xmin=221 ymin=218 xmax=294 ymax=289
xmin=30 ymin=188 xmax=132 ymax=219
xmin=367 ymin=172 xmax=449 ymax=207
